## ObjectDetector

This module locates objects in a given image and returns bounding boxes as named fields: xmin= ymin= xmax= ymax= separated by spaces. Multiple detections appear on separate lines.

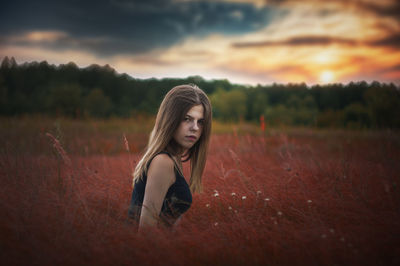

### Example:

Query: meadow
xmin=1 ymin=116 xmax=399 ymax=265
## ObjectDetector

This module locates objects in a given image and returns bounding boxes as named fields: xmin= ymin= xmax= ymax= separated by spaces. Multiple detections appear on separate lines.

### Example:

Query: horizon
xmin=3 ymin=55 xmax=399 ymax=88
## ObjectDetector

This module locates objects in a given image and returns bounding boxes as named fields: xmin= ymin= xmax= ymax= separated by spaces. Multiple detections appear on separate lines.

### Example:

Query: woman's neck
xmin=166 ymin=141 xmax=187 ymax=157
xmin=165 ymin=143 xmax=186 ymax=173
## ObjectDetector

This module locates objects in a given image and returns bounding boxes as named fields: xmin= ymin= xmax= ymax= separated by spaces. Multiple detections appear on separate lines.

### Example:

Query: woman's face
xmin=173 ymin=104 xmax=204 ymax=152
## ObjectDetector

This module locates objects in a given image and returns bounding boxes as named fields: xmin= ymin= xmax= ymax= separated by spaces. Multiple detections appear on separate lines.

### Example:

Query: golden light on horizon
xmin=320 ymin=70 xmax=335 ymax=84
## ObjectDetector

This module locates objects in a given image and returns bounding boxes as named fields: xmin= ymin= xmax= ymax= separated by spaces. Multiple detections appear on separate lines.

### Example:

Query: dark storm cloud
xmin=0 ymin=0 xmax=275 ymax=56
xmin=267 ymin=0 xmax=400 ymax=21
xmin=368 ymin=34 xmax=400 ymax=48
xmin=232 ymin=36 xmax=358 ymax=48
xmin=350 ymin=0 xmax=400 ymax=21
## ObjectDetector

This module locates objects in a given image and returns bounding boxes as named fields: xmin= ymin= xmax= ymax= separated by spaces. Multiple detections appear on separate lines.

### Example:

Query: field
xmin=1 ymin=116 xmax=399 ymax=265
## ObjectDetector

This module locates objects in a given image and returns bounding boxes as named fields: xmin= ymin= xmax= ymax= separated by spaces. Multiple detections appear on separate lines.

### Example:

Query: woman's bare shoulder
xmin=151 ymin=153 xmax=175 ymax=168
xmin=147 ymin=153 xmax=176 ymax=185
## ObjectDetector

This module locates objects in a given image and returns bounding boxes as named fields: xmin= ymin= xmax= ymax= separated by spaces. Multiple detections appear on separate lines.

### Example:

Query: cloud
xmin=232 ymin=33 xmax=400 ymax=50
xmin=266 ymin=0 xmax=400 ymax=19
xmin=232 ymin=35 xmax=358 ymax=48
xmin=350 ymin=0 xmax=400 ymax=20
xmin=387 ymin=64 xmax=400 ymax=71
xmin=0 ymin=0 xmax=275 ymax=56
xmin=368 ymin=34 xmax=400 ymax=48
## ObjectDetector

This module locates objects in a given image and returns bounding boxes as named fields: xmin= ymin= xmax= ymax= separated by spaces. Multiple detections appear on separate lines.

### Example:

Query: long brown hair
xmin=132 ymin=84 xmax=212 ymax=193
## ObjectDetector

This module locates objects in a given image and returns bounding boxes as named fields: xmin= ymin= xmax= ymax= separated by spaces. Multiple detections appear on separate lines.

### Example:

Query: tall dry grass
xmin=1 ymin=117 xmax=399 ymax=265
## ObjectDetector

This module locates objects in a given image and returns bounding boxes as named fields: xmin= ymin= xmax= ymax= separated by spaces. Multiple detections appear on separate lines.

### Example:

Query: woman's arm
xmin=138 ymin=154 xmax=176 ymax=232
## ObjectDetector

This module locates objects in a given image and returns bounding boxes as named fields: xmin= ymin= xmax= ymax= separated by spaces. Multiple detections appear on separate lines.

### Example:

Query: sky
xmin=1 ymin=0 xmax=399 ymax=85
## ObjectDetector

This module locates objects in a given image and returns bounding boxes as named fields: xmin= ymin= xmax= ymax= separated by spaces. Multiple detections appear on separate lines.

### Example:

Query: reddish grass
xmin=1 ymin=129 xmax=400 ymax=265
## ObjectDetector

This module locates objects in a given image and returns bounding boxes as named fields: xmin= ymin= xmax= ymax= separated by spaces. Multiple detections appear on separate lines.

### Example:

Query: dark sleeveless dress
xmin=128 ymin=151 xmax=192 ymax=227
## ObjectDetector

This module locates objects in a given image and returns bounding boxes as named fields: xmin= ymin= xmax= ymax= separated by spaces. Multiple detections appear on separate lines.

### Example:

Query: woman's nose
xmin=191 ymin=121 xmax=199 ymax=131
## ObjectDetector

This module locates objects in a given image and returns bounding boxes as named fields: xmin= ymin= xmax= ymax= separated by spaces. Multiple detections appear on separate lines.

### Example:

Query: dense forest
xmin=1 ymin=56 xmax=399 ymax=128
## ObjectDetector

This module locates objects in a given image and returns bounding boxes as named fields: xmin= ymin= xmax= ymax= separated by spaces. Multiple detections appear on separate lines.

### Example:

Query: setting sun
xmin=320 ymin=70 xmax=335 ymax=84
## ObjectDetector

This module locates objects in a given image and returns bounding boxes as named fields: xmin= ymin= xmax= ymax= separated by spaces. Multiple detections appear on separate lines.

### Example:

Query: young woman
xmin=128 ymin=84 xmax=212 ymax=231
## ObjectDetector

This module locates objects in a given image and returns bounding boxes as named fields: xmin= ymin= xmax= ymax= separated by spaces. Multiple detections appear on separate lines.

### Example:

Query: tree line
xmin=1 ymin=56 xmax=399 ymax=128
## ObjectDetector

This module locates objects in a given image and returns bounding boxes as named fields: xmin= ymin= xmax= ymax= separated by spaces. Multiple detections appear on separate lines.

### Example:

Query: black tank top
xmin=128 ymin=151 xmax=192 ymax=226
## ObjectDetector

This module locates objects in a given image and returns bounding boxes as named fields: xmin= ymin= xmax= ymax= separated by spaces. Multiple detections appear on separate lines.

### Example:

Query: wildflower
xmin=340 ymin=237 xmax=345 ymax=242
xmin=257 ymin=190 xmax=261 ymax=195
xmin=321 ymin=234 xmax=327 ymax=239
xmin=264 ymin=198 xmax=270 ymax=201
xmin=231 ymin=192 xmax=236 ymax=196
xmin=329 ymin=228 xmax=335 ymax=234
xmin=214 ymin=222 xmax=218 ymax=226
xmin=213 ymin=192 xmax=219 ymax=197
xmin=228 ymin=206 xmax=232 ymax=210
xmin=242 ymin=196 xmax=246 ymax=200
xmin=307 ymin=200 xmax=312 ymax=203
xmin=234 ymin=210 xmax=238 ymax=213
xmin=206 ymin=204 xmax=210 ymax=208
xmin=277 ymin=211 xmax=282 ymax=216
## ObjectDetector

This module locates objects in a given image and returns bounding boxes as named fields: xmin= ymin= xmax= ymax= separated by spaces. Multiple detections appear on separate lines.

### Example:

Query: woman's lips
xmin=185 ymin=136 xmax=197 ymax=142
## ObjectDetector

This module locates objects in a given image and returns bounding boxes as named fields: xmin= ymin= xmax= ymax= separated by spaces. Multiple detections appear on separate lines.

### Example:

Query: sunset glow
xmin=320 ymin=71 xmax=335 ymax=84
xmin=1 ymin=0 xmax=399 ymax=85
